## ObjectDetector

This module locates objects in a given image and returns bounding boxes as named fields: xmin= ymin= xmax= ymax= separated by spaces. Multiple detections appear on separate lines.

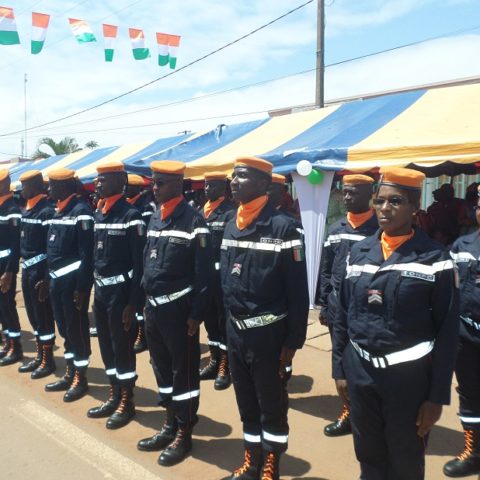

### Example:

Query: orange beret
xmin=343 ymin=174 xmax=374 ymax=186
xmin=234 ymin=156 xmax=272 ymax=176
xmin=96 ymin=161 xmax=124 ymax=174
xmin=48 ymin=168 xmax=76 ymax=181
xmin=379 ymin=167 xmax=425 ymax=190
xmin=127 ymin=174 xmax=145 ymax=186
xmin=151 ymin=160 xmax=186 ymax=175
xmin=19 ymin=170 xmax=42 ymax=182
xmin=271 ymin=173 xmax=286 ymax=185
xmin=204 ymin=171 xmax=228 ymax=181
xmin=0 ymin=169 xmax=10 ymax=182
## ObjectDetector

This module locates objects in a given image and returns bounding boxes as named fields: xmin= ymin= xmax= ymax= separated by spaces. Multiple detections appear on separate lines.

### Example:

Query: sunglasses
xmin=152 ymin=179 xmax=176 ymax=187
xmin=372 ymin=196 xmax=408 ymax=207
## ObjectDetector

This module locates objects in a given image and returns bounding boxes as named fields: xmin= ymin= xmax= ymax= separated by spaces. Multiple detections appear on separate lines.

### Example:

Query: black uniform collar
xmin=230 ymin=201 xmax=275 ymax=239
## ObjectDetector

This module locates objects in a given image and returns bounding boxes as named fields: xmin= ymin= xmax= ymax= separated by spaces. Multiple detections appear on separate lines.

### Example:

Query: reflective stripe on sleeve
xmin=450 ymin=251 xmax=476 ymax=263
xmin=94 ymin=219 xmax=145 ymax=230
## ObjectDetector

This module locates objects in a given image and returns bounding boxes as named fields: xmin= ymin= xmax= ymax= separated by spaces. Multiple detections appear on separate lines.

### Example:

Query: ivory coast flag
xmin=69 ymin=18 xmax=96 ymax=43
xmin=0 ymin=6 xmax=20 ymax=45
xmin=129 ymin=28 xmax=150 ymax=60
xmin=156 ymin=32 xmax=181 ymax=69
xmin=102 ymin=24 xmax=117 ymax=62
xmin=31 ymin=12 xmax=50 ymax=54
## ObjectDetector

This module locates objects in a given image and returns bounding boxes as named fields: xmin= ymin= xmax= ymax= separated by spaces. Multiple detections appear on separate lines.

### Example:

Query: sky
xmin=0 ymin=0 xmax=480 ymax=161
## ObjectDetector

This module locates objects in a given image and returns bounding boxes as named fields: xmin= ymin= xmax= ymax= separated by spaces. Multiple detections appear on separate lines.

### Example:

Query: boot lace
xmin=169 ymin=428 xmax=186 ymax=449
xmin=261 ymin=452 xmax=277 ymax=480
xmin=70 ymin=371 xmax=81 ymax=388
xmin=458 ymin=429 xmax=475 ymax=461
xmin=38 ymin=346 xmax=51 ymax=369
xmin=217 ymin=354 xmax=228 ymax=377
xmin=233 ymin=449 xmax=252 ymax=476
xmin=134 ymin=327 xmax=144 ymax=346
xmin=338 ymin=404 xmax=350 ymax=422
xmin=114 ymin=389 xmax=129 ymax=414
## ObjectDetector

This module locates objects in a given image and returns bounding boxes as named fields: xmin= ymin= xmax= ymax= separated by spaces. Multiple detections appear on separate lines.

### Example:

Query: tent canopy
xmin=9 ymin=81 xmax=480 ymax=184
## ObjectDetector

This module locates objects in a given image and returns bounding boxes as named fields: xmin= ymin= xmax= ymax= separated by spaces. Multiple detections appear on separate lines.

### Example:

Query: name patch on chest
xmin=107 ymin=230 xmax=126 ymax=236
xmin=400 ymin=270 xmax=435 ymax=282
xmin=260 ymin=237 xmax=282 ymax=245
xmin=169 ymin=237 xmax=189 ymax=245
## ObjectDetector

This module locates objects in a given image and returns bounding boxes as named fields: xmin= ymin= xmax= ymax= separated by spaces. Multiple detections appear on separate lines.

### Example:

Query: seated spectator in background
xmin=427 ymin=183 xmax=463 ymax=244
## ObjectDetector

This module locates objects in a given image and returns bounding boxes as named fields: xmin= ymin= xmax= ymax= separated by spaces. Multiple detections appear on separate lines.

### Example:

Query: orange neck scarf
xmin=127 ymin=193 xmax=142 ymax=205
xmin=56 ymin=193 xmax=76 ymax=213
xmin=236 ymin=195 xmax=268 ymax=230
xmin=102 ymin=193 xmax=123 ymax=215
xmin=161 ymin=195 xmax=183 ymax=220
xmin=381 ymin=229 xmax=415 ymax=260
xmin=204 ymin=196 xmax=225 ymax=219
xmin=347 ymin=209 xmax=374 ymax=229
xmin=0 ymin=193 xmax=13 ymax=206
xmin=26 ymin=194 xmax=46 ymax=211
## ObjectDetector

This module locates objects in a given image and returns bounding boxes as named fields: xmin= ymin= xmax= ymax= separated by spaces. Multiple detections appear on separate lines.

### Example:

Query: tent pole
xmin=315 ymin=0 xmax=325 ymax=108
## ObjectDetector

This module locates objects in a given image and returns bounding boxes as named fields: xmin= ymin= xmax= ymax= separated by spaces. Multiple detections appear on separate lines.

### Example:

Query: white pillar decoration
xmin=292 ymin=171 xmax=334 ymax=307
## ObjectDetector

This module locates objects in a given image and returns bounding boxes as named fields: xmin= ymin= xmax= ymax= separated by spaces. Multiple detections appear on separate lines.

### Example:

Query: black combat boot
xmin=87 ymin=384 xmax=120 ymax=418
xmin=0 ymin=338 xmax=23 ymax=366
xmin=106 ymin=386 xmax=135 ymax=429
xmin=199 ymin=345 xmax=219 ymax=380
xmin=224 ymin=446 xmax=263 ymax=480
xmin=133 ymin=324 xmax=148 ymax=353
xmin=31 ymin=344 xmax=56 ymax=379
xmin=45 ymin=359 xmax=74 ymax=391
xmin=0 ymin=333 xmax=9 ymax=359
xmin=63 ymin=370 xmax=88 ymax=402
xmin=138 ymin=406 xmax=177 ymax=451
xmin=18 ymin=337 xmax=41 ymax=373
xmin=324 ymin=404 xmax=352 ymax=437
xmin=444 ymin=428 xmax=480 ymax=477
xmin=214 ymin=351 xmax=231 ymax=390
xmin=157 ymin=426 xmax=193 ymax=466
xmin=261 ymin=451 xmax=281 ymax=480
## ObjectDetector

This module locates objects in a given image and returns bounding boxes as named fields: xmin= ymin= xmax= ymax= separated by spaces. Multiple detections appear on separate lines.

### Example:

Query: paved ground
xmin=0 ymin=290 xmax=469 ymax=480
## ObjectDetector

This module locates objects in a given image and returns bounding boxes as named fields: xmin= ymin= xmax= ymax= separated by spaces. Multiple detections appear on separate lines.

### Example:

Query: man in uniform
xmin=126 ymin=173 xmax=154 ymax=354
xmin=45 ymin=168 xmax=94 ymax=402
xmin=199 ymin=171 xmax=236 ymax=390
xmin=316 ymin=174 xmax=377 ymax=437
xmin=0 ymin=169 xmax=22 ymax=366
xmin=444 ymin=186 xmax=480 ymax=477
xmin=221 ymin=157 xmax=309 ymax=480
xmin=17 ymin=170 xmax=56 ymax=378
xmin=137 ymin=160 xmax=213 ymax=466
xmin=86 ymin=162 xmax=145 ymax=429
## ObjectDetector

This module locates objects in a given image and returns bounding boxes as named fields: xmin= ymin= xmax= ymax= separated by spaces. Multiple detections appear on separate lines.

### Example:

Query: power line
xmin=0 ymin=0 xmax=315 ymax=138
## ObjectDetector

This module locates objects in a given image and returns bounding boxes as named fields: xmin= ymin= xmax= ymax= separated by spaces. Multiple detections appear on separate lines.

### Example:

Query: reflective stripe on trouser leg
xmin=0 ymin=276 xmax=21 ymax=337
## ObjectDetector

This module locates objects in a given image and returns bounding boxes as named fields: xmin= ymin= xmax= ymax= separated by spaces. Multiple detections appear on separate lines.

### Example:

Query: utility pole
xmin=315 ymin=0 xmax=325 ymax=108
xmin=24 ymin=72 xmax=27 ymax=159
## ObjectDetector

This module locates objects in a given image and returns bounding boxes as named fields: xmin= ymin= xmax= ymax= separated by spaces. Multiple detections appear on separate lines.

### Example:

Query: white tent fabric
xmin=293 ymin=172 xmax=334 ymax=307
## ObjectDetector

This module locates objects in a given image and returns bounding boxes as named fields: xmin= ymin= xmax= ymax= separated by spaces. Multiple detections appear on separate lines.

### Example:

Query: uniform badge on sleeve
xmin=368 ymin=289 xmax=383 ymax=305
xmin=292 ymin=245 xmax=305 ymax=262
xmin=198 ymin=233 xmax=207 ymax=248
xmin=81 ymin=220 xmax=90 ymax=231
xmin=11 ymin=217 xmax=19 ymax=227
xmin=231 ymin=263 xmax=242 ymax=276
xmin=137 ymin=223 xmax=145 ymax=236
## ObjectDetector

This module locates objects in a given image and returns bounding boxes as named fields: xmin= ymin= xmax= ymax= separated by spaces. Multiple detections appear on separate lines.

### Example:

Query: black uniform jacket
xmin=132 ymin=195 xmax=155 ymax=224
xmin=21 ymin=197 xmax=55 ymax=281
xmin=142 ymin=199 xmax=213 ymax=321
xmin=316 ymin=214 xmax=378 ymax=322
xmin=220 ymin=202 xmax=309 ymax=350
xmin=0 ymin=196 xmax=21 ymax=274
xmin=47 ymin=196 xmax=94 ymax=292
xmin=451 ymin=231 xmax=480 ymax=346
xmin=201 ymin=199 xmax=236 ymax=265
xmin=333 ymin=227 xmax=459 ymax=405
xmin=94 ymin=197 xmax=146 ymax=306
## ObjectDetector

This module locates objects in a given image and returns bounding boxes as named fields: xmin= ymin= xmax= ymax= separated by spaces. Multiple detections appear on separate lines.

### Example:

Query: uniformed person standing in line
xmin=17 ymin=170 xmax=56 ymax=378
xmin=199 ymin=171 xmax=236 ymax=390
xmin=316 ymin=174 xmax=377 ymax=437
xmin=86 ymin=163 xmax=145 ymax=429
xmin=126 ymin=173 xmax=154 ymax=354
xmin=137 ymin=161 xmax=213 ymax=466
xmin=44 ymin=168 xmax=94 ymax=402
xmin=333 ymin=167 xmax=458 ymax=480
xmin=444 ymin=186 xmax=480 ymax=477
xmin=0 ymin=169 xmax=22 ymax=366
xmin=221 ymin=157 xmax=309 ymax=480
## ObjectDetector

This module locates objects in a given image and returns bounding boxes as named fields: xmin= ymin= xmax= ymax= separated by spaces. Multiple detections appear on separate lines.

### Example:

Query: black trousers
xmin=227 ymin=317 xmax=289 ymax=453
xmin=22 ymin=266 xmax=55 ymax=345
xmin=456 ymin=336 xmax=480 ymax=430
xmin=94 ymin=281 xmax=136 ymax=387
xmin=145 ymin=294 xmax=200 ymax=428
xmin=0 ymin=271 xmax=20 ymax=338
xmin=50 ymin=272 xmax=91 ymax=371
xmin=204 ymin=273 xmax=227 ymax=350
xmin=344 ymin=343 xmax=430 ymax=480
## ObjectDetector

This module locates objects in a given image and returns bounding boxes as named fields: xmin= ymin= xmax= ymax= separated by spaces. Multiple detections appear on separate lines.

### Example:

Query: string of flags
xmin=0 ymin=5 xmax=181 ymax=68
